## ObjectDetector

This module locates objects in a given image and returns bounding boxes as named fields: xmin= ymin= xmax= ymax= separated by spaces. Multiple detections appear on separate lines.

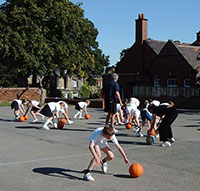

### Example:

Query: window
xmin=167 ymin=78 xmax=178 ymax=96
xmin=184 ymin=79 xmax=191 ymax=97
xmin=73 ymin=79 xmax=78 ymax=88
xmin=153 ymin=79 xmax=160 ymax=97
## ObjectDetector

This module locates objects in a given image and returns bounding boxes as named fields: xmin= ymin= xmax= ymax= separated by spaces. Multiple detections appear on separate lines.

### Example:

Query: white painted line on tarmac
xmin=0 ymin=145 xmax=145 ymax=167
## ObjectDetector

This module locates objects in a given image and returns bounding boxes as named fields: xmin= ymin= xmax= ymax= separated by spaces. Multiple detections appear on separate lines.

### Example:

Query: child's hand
xmin=95 ymin=157 xmax=102 ymax=166
xmin=124 ymin=158 xmax=130 ymax=165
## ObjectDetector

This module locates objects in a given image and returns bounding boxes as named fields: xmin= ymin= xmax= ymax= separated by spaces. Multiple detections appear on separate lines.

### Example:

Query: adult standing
xmin=102 ymin=73 xmax=122 ymax=128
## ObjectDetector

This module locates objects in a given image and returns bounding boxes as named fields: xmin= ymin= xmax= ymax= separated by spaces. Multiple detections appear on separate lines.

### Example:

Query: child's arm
xmin=116 ymin=144 xmax=130 ymax=165
xmin=19 ymin=104 xmax=26 ymax=114
xmin=89 ymin=141 xmax=102 ymax=166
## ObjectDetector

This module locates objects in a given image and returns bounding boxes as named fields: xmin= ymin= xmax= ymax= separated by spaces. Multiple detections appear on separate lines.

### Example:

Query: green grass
xmin=0 ymin=102 xmax=11 ymax=106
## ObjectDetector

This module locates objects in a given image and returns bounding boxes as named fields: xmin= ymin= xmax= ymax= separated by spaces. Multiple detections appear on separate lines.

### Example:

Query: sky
xmin=1 ymin=0 xmax=200 ymax=66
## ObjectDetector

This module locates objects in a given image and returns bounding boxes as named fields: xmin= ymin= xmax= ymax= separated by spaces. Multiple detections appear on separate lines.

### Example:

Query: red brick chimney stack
xmin=135 ymin=14 xmax=148 ymax=43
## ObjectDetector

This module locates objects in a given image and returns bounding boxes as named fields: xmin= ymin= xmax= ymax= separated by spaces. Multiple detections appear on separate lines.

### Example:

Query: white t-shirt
xmin=14 ymin=99 xmax=22 ymax=106
xmin=89 ymin=127 xmax=119 ymax=148
xmin=130 ymin=97 xmax=140 ymax=107
xmin=78 ymin=102 xmax=87 ymax=109
xmin=152 ymin=100 xmax=160 ymax=106
xmin=48 ymin=102 xmax=61 ymax=112
xmin=31 ymin=100 xmax=40 ymax=106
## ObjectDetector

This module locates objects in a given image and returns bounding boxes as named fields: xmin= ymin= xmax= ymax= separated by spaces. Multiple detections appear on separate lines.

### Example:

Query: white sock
xmin=44 ymin=119 xmax=51 ymax=126
xmin=74 ymin=112 xmax=80 ymax=118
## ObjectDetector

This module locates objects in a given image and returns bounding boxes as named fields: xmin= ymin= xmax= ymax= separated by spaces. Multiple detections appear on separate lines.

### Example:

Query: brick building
xmin=114 ymin=14 xmax=200 ymax=100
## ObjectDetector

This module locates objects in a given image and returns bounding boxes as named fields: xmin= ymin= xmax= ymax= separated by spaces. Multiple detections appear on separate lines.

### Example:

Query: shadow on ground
xmin=33 ymin=167 xmax=84 ymax=180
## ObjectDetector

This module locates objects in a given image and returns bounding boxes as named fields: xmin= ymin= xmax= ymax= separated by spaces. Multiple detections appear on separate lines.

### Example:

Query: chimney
xmin=135 ymin=14 xmax=148 ymax=43
xmin=197 ymin=31 xmax=200 ymax=42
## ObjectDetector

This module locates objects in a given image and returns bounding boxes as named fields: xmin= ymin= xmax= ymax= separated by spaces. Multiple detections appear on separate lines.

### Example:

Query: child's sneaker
xmin=66 ymin=120 xmax=73 ymax=125
xmin=32 ymin=119 xmax=38 ymax=123
xmin=83 ymin=173 xmax=95 ymax=181
xmin=118 ymin=121 xmax=124 ymax=125
xmin=101 ymin=162 xmax=108 ymax=173
xmin=133 ymin=126 xmax=140 ymax=132
xmin=161 ymin=141 xmax=171 ymax=147
xmin=42 ymin=125 xmax=50 ymax=130
xmin=113 ymin=128 xmax=118 ymax=133
xmin=136 ymin=131 xmax=144 ymax=137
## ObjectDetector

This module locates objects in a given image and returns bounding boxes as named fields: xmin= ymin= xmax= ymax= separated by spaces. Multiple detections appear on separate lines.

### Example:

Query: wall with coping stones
xmin=0 ymin=88 xmax=46 ymax=103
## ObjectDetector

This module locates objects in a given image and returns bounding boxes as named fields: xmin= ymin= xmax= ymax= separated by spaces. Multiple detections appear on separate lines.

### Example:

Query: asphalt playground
xmin=0 ymin=106 xmax=199 ymax=191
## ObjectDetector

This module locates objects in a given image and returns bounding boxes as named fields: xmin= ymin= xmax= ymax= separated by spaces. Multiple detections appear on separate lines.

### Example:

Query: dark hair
xmin=103 ymin=125 xmax=114 ymax=136
xmin=148 ymin=104 xmax=156 ymax=112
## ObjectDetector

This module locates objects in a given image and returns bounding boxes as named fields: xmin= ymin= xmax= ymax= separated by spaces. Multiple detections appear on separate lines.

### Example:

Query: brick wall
xmin=0 ymin=88 xmax=46 ymax=103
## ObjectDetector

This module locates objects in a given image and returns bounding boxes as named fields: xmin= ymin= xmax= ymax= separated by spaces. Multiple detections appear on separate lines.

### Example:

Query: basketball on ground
xmin=19 ymin=116 xmax=25 ymax=122
xmin=126 ymin=123 xmax=132 ymax=129
xmin=24 ymin=115 xmax=29 ymax=120
xmin=57 ymin=121 xmax=64 ymax=129
xmin=60 ymin=118 xmax=67 ymax=124
xmin=129 ymin=163 xmax=144 ymax=178
xmin=146 ymin=135 xmax=156 ymax=145
xmin=85 ymin=113 xmax=90 ymax=120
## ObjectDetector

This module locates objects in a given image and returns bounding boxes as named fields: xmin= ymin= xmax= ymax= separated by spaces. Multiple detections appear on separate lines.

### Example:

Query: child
xmin=24 ymin=100 xmax=44 ymax=122
xmin=11 ymin=99 xmax=28 ymax=121
xmin=40 ymin=101 xmax=65 ymax=130
xmin=57 ymin=101 xmax=73 ymax=125
xmin=83 ymin=125 xmax=130 ymax=181
xmin=74 ymin=99 xmax=90 ymax=119
xmin=148 ymin=101 xmax=178 ymax=147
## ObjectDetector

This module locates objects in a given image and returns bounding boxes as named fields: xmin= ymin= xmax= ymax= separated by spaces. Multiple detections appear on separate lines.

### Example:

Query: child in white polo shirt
xmin=74 ymin=99 xmax=90 ymax=119
xmin=83 ymin=125 xmax=130 ymax=181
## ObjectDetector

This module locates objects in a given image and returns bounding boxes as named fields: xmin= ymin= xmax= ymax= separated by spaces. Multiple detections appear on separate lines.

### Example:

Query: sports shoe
xmin=42 ymin=125 xmax=50 ymax=130
xmin=66 ymin=120 xmax=73 ymax=125
xmin=113 ymin=128 xmax=118 ymax=133
xmin=118 ymin=121 xmax=124 ymax=125
xmin=83 ymin=173 xmax=95 ymax=181
xmin=115 ymin=122 xmax=119 ymax=125
xmin=136 ymin=131 xmax=144 ymax=137
xmin=101 ymin=162 xmax=108 ymax=173
xmin=32 ymin=119 xmax=38 ymax=123
xmin=168 ymin=137 xmax=175 ymax=143
xmin=79 ymin=116 xmax=83 ymax=119
xmin=161 ymin=141 xmax=171 ymax=147
xmin=133 ymin=126 xmax=140 ymax=132
xmin=53 ymin=123 xmax=57 ymax=128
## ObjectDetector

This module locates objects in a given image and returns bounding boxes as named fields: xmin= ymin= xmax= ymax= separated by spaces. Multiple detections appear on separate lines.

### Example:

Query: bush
xmin=80 ymin=82 xmax=92 ymax=99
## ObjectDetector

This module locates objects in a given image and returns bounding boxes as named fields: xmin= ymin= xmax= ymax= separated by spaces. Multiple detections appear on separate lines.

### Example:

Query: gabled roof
xmin=145 ymin=39 xmax=166 ymax=54
xmin=175 ymin=43 xmax=200 ymax=69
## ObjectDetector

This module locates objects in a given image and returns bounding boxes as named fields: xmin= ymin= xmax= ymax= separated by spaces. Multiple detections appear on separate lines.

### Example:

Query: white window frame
xmin=73 ymin=79 xmax=78 ymax=88
xmin=153 ymin=79 xmax=160 ymax=97
xmin=167 ymin=78 xmax=178 ymax=97
xmin=184 ymin=79 xmax=191 ymax=97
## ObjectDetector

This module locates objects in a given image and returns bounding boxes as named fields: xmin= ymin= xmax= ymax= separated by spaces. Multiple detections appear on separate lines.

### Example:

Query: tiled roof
xmin=145 ymin=39 xmax=166 ymax=54
xmin=176 ymin=44 xmax=200 ymax=68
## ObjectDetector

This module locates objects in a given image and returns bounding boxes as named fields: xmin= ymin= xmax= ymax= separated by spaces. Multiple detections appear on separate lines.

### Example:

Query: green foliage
xmin=0 ymin=0 xmax=109 ymax=87
xmin=90 ymin=88 xmax=102 ymax=99
xmin=47 ymin=88 xmax=62 ymax=98
xmin=79 ymin=81 xmax=92 ymax=98
xmin=68 ymin=92 xmax=72 ymax=99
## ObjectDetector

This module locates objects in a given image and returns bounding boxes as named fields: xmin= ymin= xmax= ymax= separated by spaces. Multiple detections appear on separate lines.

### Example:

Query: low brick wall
xmin=45 ymin=97 xmax=104 ymax=108
xmin=0 ymin=88 xmax=46 ymax=103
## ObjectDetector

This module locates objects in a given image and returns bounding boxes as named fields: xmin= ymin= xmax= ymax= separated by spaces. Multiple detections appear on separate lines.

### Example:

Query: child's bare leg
xmin=101 ymin=146 xmax=114 ymax=162
xmin=87 ymin=145 xmax=101 ymax=171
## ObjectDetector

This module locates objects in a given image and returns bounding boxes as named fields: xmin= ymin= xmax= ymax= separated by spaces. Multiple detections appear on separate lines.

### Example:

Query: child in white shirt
xmin=74 ymin=99 xmax=90 ymax=119
xmin=83 ymin=125 xmax=130 ymax=181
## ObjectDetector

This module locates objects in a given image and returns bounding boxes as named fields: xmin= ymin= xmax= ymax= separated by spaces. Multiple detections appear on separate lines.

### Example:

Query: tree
xmin=0 ymin=0 xmax=109 ymax=87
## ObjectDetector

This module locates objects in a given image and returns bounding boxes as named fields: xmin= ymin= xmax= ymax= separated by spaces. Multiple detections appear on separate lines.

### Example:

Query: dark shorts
xmin=40 ymin=105 xmax=53 ymax=117
xmin=104 ymin=97 xmax=117 ymax=114
xmin=75 ymin=104 xmax=82 ymax=111
xmin=11 ymin=101 xmax=19 ymax=110
xmin=31 ymin=104 xmax=41 ymax=112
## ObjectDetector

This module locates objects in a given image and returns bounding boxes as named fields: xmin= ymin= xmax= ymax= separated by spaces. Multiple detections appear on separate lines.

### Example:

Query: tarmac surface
xmin=0 ymin=106 xmax=200 ymax=191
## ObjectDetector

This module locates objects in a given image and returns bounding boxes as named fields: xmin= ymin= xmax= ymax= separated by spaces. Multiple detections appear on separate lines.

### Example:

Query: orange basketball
xmin=147 ymin=128 xmax=156 ymax=136
xmin=85 ymin=113 xmax=90 ymax=120
xmin=126 ymin=123 xmax=132 ymax=129
xmin=19 ymin=116 xmax=25 ymax=122
xmin=24 ymin=115 xmax=29 ymax=120
xmin=60 ymin=118 xmax=67 ymax=124
xmin=129 ymin=163 xmax=144 ymax=178
xmin=57 ymin=121 xmax=64 ymax=129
